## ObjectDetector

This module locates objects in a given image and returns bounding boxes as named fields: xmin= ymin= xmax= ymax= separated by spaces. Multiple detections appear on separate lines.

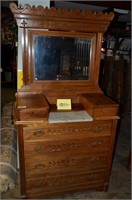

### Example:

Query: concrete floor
xmin=1 ymin=112 xmax=131 ymax=199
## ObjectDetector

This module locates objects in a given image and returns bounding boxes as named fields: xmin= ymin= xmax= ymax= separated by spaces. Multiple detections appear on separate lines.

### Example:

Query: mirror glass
xmin=33 ymin=35 xmax=91 ymax=80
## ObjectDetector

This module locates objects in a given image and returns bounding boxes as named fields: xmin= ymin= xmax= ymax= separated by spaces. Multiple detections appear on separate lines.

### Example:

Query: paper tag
xmin=57 ymin=99 xmax=71 ymax=110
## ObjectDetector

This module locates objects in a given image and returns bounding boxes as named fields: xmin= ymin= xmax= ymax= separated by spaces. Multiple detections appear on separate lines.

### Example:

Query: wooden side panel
xmin=17 ymin=126 xmax=26 ymax=198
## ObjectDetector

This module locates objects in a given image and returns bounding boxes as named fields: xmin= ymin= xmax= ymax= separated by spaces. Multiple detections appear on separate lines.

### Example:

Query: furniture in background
xmin=10 ymin=3 xmax=119 ymax=199
xmin=100 ymin=55 xmax=131 ymax=115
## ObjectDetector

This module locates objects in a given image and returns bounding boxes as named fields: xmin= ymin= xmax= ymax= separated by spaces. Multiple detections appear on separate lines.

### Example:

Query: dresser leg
xmin=21 ymin=195 xmax=26 ymax=199
xmin=104 ymin=183 xmax=109 ymax=191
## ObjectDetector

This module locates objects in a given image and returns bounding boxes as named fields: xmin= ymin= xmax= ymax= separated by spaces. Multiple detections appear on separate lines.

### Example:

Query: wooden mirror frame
xmin=28 ymin=30 xmax=96 ymax=82
xmin=10 ymin=3 xmax=114 ymax=94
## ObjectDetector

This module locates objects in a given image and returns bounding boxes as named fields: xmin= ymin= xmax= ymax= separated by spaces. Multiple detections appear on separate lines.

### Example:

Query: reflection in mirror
xmin=34 ymin=36 xmax=91 ymax=80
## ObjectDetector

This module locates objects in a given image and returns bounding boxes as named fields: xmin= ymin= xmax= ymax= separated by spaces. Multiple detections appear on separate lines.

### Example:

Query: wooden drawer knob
xmin=34 ymin=130 xmax=45 ymax=137
xmin=34 ymin=164 xmax=45 ymax=169
xmin=93 ymin=126 xmax=103 ymax=133
xmin=90 ymin=156 xmax=99 ymax=161
xmin=92 ymin=140 xmax=102 ymax=146
xmin=89 ymin=174 xmax=97 ymax=180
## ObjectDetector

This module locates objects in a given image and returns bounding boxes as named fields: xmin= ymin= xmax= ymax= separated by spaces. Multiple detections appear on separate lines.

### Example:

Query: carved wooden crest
xmin=10 ymin=2 xmax=114 ymax=32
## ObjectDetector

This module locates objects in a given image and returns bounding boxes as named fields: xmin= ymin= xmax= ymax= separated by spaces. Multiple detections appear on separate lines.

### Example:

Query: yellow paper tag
xmin=57 ymin=99 xmax=71 ymax=110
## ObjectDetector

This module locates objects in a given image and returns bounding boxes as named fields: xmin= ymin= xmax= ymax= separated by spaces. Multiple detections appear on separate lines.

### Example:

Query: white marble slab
xmin=48 ymin=111 xmax=93 ymax=123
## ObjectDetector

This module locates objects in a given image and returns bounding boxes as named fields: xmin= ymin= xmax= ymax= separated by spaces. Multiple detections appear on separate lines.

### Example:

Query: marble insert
xmin=48 ymin=111 xmax=93 ymax=123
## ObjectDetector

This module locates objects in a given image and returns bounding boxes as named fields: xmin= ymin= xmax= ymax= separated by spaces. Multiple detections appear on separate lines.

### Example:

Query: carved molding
xmin=10 ymin=3 xmax=114 ymax=32
xmin=25 ymin=125 xmax=106 ymax=140
xmin=34 ymin=139 xmax=103 ymax=153
xmin=32 ymin=125 xmax=103 ymax=138
xmin=16 ymin=19 xmax=108 ymax=31
xmin=10 ymin=3 xmax=114 ymax=21
xmin=31 ymin=127 xmax=89 ymax=138
xmin=33 ymin=154 xmax=104 ymax=170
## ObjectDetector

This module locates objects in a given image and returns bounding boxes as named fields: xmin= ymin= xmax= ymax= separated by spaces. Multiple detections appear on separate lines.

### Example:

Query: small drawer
xmin=19 ymin=109 xmax=49 ymax=120
xmin=94 ymin=107 xmax=118 ymax=117
xmin=23 ymin=120 xmax=112 ymax=140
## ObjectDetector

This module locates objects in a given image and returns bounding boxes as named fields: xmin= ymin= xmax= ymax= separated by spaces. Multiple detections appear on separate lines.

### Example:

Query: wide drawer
xmin=23 ymin=120 xmax=112 ymax=141
xmin=25 ymin=150 xmax=108 ymax=177
xmin=24 ymin=136 xmax=110 ymax=158
xmin=26 ymin=169 xmax=106 ymax=195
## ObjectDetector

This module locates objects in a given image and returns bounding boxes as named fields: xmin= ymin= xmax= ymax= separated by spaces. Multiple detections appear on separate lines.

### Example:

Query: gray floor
xmin=1 ymin=113 xmax=131 ymax=199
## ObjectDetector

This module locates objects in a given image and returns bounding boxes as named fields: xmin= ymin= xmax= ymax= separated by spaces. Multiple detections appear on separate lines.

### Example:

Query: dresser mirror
xmin=9 ymin=2 xmax=114 ymax=87
xmin=29 ymin=30 xmax=96 ymax=82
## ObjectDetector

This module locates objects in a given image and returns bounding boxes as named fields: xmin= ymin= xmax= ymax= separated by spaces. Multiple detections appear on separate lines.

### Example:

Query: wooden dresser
xmin=10 ymin=3 xmax=119 ymax=199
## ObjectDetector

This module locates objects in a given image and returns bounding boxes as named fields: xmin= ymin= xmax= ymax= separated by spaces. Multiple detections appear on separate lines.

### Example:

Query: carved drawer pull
xmin=93 ymin=126 xmax=103 ymax=133
xmin=34 ymin=130 xmax=45 ymax=137
xmin=89 ymin=174 xmax=97 ymax=179
xmin=34 ymin=163 xmax=45 ymax=169
xmin=90 ymin=156 xmax=99 ymax=161
xmin=92 ymin=140 xmax=102 ymax=146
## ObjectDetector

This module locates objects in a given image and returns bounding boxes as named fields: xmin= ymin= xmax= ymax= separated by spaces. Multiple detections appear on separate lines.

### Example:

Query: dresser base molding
xmin=26 ymin=183 xmax=107 ymax=199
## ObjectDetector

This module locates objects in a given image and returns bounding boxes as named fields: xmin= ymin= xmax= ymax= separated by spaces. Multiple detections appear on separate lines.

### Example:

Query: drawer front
xmin=94 ymin=107 xmax=117 ymax=117
xmin=26 ymin=169 xmax=106 ymax=193
xmin=24 ymin=137 xmax=110 ymax=158
xmin=23 ymin=120 xmax=112 ymax=141
xmin=25 ymin=150 xmax=108 ymax=177
xmin=20 ymin=109 xmax=48 ymax=120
